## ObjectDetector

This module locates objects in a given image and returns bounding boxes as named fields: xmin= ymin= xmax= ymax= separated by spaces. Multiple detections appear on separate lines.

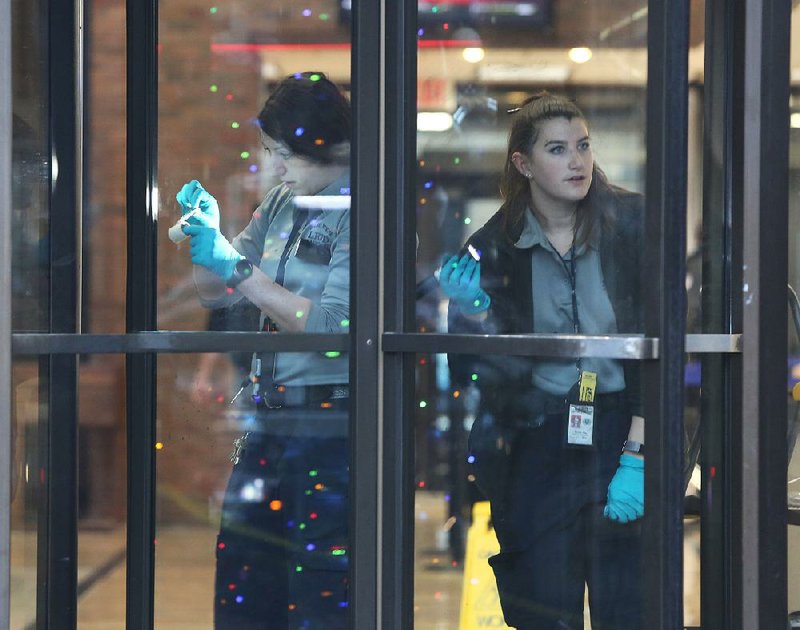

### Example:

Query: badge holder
xmin=565 ymin=371 xmax=597 ymax=450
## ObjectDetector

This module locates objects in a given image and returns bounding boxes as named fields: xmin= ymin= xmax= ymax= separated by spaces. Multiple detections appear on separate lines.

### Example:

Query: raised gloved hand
xmin=438 ymin=252 xmax=491 ymax=315
xmin=604 ymin=453 xmax=644 ymax=523
xmin=175 ymin=179 xmax=220 ymax=230
xmin=182 ymin=224 xmax=243 ymax=282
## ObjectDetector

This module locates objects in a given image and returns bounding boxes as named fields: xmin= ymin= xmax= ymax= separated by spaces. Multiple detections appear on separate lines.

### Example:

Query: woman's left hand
xmin=604 ymin=453 xmax=644 ymax=523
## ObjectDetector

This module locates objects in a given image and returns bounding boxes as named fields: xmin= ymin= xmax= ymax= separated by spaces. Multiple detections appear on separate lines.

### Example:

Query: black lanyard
xmin=261 ymin=211 xmax=308 ymax=335
xmin=551 ymin=236 xmax=582 ymax=374
xmin=258 ymin=211 xmax=310 ymax=396
xmin=275 ymin=210 xmax=309 ymax=287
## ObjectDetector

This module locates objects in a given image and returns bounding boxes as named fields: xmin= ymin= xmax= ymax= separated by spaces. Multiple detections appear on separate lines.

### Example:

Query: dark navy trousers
xmin=214 ymin=398 xmax=349 ymax=630
xmin=470 ymin=394 xmax=643 ymax=630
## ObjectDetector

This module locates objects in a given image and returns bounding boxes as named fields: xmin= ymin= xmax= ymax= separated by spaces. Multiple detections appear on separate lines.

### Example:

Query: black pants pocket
xmin=468 ymin=414 xmax=516 ymax=505
xmin=487 ymin=550 xmax=527 ymax=628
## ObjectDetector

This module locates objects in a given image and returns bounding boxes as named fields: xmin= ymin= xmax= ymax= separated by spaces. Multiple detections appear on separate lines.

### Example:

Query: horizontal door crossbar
xmin=12 ymin=332 xmax=349 ymax=355
xmin=11 ymin=332 xmax=743 ymax=358
xmin=382 ymin=333 xmax=743 ymax=358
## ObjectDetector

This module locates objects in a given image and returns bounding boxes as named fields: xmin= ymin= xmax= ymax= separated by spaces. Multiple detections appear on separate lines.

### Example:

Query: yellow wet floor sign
xmin=459 ymin=501 xmax=511 ymax=629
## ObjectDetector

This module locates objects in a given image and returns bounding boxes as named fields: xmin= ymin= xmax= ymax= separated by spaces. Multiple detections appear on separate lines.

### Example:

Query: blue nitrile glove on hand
xmin=176 ymin=180 xmax=243 ymax=282
xmin=182 ymin=224 xmax=243 ymax=282
xmin=438 ymin=252 xmax=491 ymax=315
xmin=604 ymin=453 xmax=644 ymax=523
xmin=176 ymin=179 xmax=220 ymax=230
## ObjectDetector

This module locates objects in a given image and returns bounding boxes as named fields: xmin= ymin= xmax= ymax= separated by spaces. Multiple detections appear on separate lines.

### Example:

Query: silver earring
xmin=526 ymin=172 xmax=533 ymax=179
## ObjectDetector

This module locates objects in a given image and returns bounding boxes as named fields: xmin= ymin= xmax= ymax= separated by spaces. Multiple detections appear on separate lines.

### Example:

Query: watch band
xmin=226 ymin=258 xmax=254 ymax=288
xmin=623 ymin=440 xmax=645 ymax=455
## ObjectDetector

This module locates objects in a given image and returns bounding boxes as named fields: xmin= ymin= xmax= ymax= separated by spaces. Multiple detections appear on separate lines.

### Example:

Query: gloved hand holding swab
xmin=168 ymin=207 xmax=202 ymax=243
xmin=171 ymin=180 xmax=222 ymax=244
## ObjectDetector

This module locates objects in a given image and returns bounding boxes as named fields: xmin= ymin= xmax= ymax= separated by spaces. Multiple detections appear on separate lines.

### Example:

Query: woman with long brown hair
xmin=441 ymin=92 xmax=645 ymax=629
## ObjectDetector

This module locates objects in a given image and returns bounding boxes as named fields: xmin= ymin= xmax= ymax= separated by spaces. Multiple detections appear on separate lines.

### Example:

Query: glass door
xmin=151 ymin=4 xmax=354 ymax=628
xmin=6 ymin=0 xmax=368 ymax=628
xmin=380 ymin=1 xmax=692 ymax=629
xmin=3 ymin=0 xmax=797 ymax=628
xmin=380 ymin=1 xmax=793 ymax=629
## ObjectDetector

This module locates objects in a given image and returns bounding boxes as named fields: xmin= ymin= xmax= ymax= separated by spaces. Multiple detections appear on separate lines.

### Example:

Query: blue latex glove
xmin=438 ymin=252 xmax=491 ymax=315
xmin=604 ymin=453 xmax=644 ymax=523
xmin=182 ymin=224 xmax=243 ymax=282
xmin=175 ymin=179 xmax=220 ymax=230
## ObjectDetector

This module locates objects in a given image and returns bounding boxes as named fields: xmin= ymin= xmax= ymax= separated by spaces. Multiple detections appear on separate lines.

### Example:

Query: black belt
xmin=485 ymin=387 xmax=627 ymax=411
xmin=482 ymin=387 xmax=628 ymax=430
xmin=255 ymin=384 xmax=349 ymax=409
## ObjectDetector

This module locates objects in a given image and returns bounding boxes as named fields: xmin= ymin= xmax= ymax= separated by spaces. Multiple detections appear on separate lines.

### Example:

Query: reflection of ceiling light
xmin=463 ymin=47 xmax=485 ymax=64
xmin=515 ymin=3 xmax=537 ymax=16
xmin=152 ymin=186 xmax=159 ymax=220
xmin=791 ymin=113 xmax=800 ymax=128
xmin=568 ymin=47 xmax=593 ymax=64
xmin=418 ymin=112 xmax=454 ymax=132
xmin=478 ymin=63 xmax=570 ymax=83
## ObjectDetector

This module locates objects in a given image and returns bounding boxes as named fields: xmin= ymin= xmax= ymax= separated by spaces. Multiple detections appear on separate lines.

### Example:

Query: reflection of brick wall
xmin=87 ymin=0 xmax=266 ymax=524
xmin=157 ymin=5 xmax=264 ymax=315
xmin=156 ymin=3 xmax=266 ymax=525
xmin=155 ymin=355 xmax=245 ymax=525
xmin=87 ymin=0 xmax=350 ymax=525
xmin=88 ymin=0 xmax=266 ymax=335
xmin=87 ymin=1 xmax=126 ymax=334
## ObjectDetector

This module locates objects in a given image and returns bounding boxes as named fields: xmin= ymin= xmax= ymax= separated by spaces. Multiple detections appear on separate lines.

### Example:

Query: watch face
xmin=236 ymin=259 xmax=253 ymax=278
xmin=228 ymin=259 xmax=253 ymax=288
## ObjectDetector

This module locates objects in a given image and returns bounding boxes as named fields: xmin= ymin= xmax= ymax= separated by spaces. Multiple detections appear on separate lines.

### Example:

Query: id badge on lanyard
xmin=566 ymin=371 xmax=597 ymax=448
xmin=553 ymin=240 xmax=597 ymax=448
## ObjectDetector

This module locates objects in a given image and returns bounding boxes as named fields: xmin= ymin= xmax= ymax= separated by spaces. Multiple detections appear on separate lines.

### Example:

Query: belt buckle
xmin=330 ymin=386 xmax=349 ymax=400
xmin=253 ymin=386 xmax=283 ymax=409
xmin=264 ymin=394 xmax=283 ymax=409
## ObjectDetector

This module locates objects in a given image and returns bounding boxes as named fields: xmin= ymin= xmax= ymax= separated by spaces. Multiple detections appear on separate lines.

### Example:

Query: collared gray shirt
xmin=515 ymin=208 xmax=626 ymax=396
xmin=202 ymin=175 xmax=350 ymax=385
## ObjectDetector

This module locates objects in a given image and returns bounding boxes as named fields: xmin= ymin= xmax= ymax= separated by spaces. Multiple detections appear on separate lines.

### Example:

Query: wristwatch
xmin=623 ymin=440 xmax=645 ymax=455
xmin=226 ymin=258 xmax=254 ymax=288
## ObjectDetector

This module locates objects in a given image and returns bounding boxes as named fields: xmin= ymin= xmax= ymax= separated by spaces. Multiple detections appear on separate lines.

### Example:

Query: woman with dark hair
xmin=441 ymin=92 xmax=644 ymax=629
xmin=175 ymin=72 xmax=351 ymax=629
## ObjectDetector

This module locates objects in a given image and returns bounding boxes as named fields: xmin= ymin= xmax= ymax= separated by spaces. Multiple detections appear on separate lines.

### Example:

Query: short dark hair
xmin=257 ymin=72 xmax=351 ymax=165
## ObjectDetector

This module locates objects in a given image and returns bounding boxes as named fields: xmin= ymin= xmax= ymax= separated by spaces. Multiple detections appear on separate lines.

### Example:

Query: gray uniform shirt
xmin=202 ymin=176 xmax=350 ymax=385
xmin=515 ymin=208 xmax=626 ymax=396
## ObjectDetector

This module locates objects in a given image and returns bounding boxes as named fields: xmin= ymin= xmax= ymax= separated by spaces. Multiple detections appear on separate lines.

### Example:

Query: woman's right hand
xmin=176 ymin=179 xmax=221 ymax=231
xmin=438 ymin=252 xmax=491 ymax=314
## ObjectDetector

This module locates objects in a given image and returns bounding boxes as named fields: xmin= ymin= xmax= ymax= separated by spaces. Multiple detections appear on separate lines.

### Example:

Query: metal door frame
xmin=0 ymin=0 xmax=11 ymax=624
xmin=379 ymin=1 xmax=690 ymax=628
xmin=738 ymin=1 xmax=791 ymax=627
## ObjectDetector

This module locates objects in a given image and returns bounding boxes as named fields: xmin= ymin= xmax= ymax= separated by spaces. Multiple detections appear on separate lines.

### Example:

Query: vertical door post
xmin=0 ymin=0 xmax=12 ymax=623
xmin=350 ymin=1 xmax=382 ymax=628
xmin=739 ymin=0 xmax=791 ymax=627
xmin=382 ymin=0 xmax=417 ymax=627
xmin=43 ymin=0 xmax=83 ymax=623
xmin=643 ymin=0 xmax=690 ymax=627
xmin=126 ymin=0 xmax=158 ymax=625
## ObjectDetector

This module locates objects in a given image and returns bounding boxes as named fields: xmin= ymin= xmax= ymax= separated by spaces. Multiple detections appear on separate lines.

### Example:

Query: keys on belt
xmin=229 ymin=431 xmax=250 ymax=465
